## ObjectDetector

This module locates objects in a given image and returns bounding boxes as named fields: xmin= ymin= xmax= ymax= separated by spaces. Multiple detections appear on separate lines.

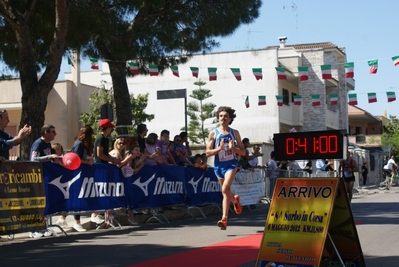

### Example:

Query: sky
xmin=58 ymin=0 xmax=399 ymax=118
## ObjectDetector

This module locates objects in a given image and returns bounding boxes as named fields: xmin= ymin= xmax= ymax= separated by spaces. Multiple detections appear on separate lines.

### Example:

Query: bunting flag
xmin=321 ymin=65 xmax=332 ymax=79
xmin=344 ymin=62 xmax=354 ymax=78
xmin=392 ymin=56 xmax=399 ymax=66
xmin=275 ymin=67 xmax=287 ymax=80
xmin=67 ymin=56 xmax=75 ymax=68
xmin=128 ymin=62 xmax=139 ymax=74
xmin=170 ymin=65 xmax=179 ymax=77
xmin=293 ymin=95 xmax=302 ymax=106
xmin=258 ymin=96 xmax=266 ymax=106
xmin=368 ymin=92 xmax=377 ymax=103
xmin=252 ymin=68 xmax=263 ymax=80
xmin=230 ymin=68 xmax=242 ymax=81
xmin=348 ymin=93 xmax=358 ymax=105
xmin=90 ymin=58 xmax=99 ymax=69
xmin=149 ymin=64 xmax=159 ymax=76
xmin=330 ymin=93 xmax=338 ymax=106
xmin=312 ymin=94 xmax=321 ymax=106
xmin=387 ymin=91 xmax=396 ymax=102
xmin=276 ymin=95 xmax=284 ymax=107
xmin=245 ymin=96 xmax=250 ymax=108
xmin=368 ymin=59 xmax=378 ymax=74
xmin=208 ymin=67 xmax=217 ymax=81
xmin=298 ymin=66 xmax=308 ymax=81
xmin=190 ymin=67 xmax=199 ymax=78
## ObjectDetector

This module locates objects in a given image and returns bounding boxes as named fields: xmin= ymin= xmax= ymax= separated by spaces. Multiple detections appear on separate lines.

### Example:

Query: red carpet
xmin=127 ymin=233 xmax=263 ymax=267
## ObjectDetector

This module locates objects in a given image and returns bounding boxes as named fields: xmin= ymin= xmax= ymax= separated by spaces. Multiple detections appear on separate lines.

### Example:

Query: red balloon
xmin=62 ymin=152 xmax=81 ymax=170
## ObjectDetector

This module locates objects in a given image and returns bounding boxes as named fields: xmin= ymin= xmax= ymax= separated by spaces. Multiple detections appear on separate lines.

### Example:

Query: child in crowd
xmin=193 ymin=153 xmax=208 ymax=170
xmin=156 ymin=129 xmax=176 ymax=165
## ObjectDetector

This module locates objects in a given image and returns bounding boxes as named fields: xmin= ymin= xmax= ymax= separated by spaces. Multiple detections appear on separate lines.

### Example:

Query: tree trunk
xmin=108 ymin=61 xmax=133 ymax=127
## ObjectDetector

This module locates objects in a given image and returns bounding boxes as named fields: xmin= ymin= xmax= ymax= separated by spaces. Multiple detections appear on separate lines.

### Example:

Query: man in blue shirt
xmin=0 ymin=110 xmax=31 ymax=159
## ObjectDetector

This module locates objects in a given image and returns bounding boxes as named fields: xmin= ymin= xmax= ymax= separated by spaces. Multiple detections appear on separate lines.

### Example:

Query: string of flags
xmin=75 ymin=55 xmax=399 ymax=81
xmin=243 ymin=92 xmax=396 ymax=108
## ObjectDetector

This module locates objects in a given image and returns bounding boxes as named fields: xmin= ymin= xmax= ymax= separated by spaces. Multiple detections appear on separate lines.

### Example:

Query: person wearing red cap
xmin=94 ymin=119 xmax=120 ymax=165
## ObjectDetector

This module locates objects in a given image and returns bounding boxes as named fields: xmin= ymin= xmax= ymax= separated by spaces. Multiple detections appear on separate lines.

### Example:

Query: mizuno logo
xmin=188 ymin=175 xmax=203 ymax=194
xmin=133 ymin=173 xmax=156 ymax=196
xmin=48 ymin=172 xmax=81 ymax=199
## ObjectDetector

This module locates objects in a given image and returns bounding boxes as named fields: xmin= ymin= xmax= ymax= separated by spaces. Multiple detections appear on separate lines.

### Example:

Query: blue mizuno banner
xmin=184 ymin=167 xmax=222 ymax=205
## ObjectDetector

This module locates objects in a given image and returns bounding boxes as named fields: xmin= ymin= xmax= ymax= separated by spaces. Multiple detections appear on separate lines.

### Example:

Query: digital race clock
xmin=273 ymin=130 xmax=347 ymax=160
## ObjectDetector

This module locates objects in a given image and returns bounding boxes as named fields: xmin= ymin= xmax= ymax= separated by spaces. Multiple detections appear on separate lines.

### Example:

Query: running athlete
xmin=206 ymin=106 xmax=246 ymax=230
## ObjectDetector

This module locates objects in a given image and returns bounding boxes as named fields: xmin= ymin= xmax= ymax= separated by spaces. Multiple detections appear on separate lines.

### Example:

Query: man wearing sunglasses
xmin=0 ymin=110 xmax=31 ymax=160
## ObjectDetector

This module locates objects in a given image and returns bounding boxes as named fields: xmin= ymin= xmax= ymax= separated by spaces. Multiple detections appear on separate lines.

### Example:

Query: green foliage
xmin=382 ymin=115 xmax=399 ymax=158
xmin=79 ymin=84 xmax=154 ymax=140
xmin=183 ymin=80 xmax=216 ymax=145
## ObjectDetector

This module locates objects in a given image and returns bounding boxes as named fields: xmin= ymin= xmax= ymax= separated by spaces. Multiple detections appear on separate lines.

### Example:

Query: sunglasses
xmin=118 ymin=143 xmax=125 ymax=145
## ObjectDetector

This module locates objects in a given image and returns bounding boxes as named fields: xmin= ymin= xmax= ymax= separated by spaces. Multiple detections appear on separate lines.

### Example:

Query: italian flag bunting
xmin=231 ymin=68 xmax=242 ymax=81
xmin=252 ymin=68 xmax=263 ymax=80
xmin=392 ymin=56 xmax=399 ymax=66
xmin=208 ymin=67 xmax=217 ymax=81
xmin=387 ymin=91 xmax=396 ymax=102
xmin=330 ymin=93 xmax=338 ymax=106
xmin=275 ymin=67 xmax=287 ymax=80
xmin=344 ymin=62 xmax=354 ymax=78
xmin=258 ymin=95 xmax=266 ymax=106
xmin=368 ymin=59 xmax=378 ymax=74
xmin=312 ymin=94 xmax=321 ymax=106
xmin=68 ymin=56 xmax=75 ymax=68
xmin=321 ymin=65 xmax=332 ymax=79
xmin=149 ymin=64 xmax=159 ymax=76
xmin=368 ymin=92 xmax=377 ymax=103
xmin=245 ymin=96 xmax=250 ymax=108
xmin=276 ymin=95 xmax=284 ymax=107
xmin=128 ymin=62 xmax=139 ymax=74
xmin=190 ymin=67 xmax=199 ymax=78
xmin=293 ymin=95 xmax=302 ymax=106
xmin=298 ymin=66 xmax=308 ymax=81
xmin=90 ymin=58 xmax=99 ymax=70
xmin=170 ymin=65 xmax=179 ymax=77
xmin=348 ymin=93 xmax=358 ymax=105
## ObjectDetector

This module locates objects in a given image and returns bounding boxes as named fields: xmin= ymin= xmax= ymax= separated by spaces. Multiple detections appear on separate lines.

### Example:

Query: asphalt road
xmin=1 ymin=186 xmax=398 ymax=267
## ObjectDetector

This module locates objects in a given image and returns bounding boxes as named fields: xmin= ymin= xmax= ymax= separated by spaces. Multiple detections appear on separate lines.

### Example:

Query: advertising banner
xmin=0 ymin=161 xmax=46 ymax=234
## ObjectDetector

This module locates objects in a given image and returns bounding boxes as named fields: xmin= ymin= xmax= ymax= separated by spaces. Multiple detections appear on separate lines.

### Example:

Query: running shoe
xmin=233 ymin=195 xmax=242 ymax=215
xmin=217 ymin=218 xmax=227 ymax=230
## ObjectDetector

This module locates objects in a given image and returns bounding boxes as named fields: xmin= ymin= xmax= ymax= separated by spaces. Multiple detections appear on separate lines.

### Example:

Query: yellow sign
xmin=256 ymin=178 xmax=339 ymax=267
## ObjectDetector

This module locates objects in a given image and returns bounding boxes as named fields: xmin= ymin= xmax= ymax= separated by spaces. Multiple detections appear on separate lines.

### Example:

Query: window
xmin=283 ymin=88 xmax=289 ymax=106
xmin=355 ymin=127 xmax=362 ymax=135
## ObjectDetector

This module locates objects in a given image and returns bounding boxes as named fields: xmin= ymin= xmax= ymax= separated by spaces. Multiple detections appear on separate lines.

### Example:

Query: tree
xmin=381 ymin=115 xmax=399 ymax=158
xmin=184 ymin=80 xmax=216 ymax=145
xmin=79 ymin=84 xmax=154 ymax=140
xmin=0 ymin=1 xmax=69 ymax=159
xmin=75 ymin=1 xmax=262 ymax=126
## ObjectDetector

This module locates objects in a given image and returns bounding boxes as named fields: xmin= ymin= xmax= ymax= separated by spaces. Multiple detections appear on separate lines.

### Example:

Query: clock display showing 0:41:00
xmin=273 ymin=130 xmax=346 ymax=160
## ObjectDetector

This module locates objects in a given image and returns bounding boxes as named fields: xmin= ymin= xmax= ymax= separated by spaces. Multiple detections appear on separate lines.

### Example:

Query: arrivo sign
xmin=273 ymin=130 xmax=347 ymax=160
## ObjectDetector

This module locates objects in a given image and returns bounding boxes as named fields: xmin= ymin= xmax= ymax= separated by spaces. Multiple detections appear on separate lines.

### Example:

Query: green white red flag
xmin=68 ymin=56 xmax=75 ymax=68
xmin=348 ymin=93 xmax=358 ymax=105
xmin=392 ymin=56 xmax=399 ymax=66
xmin=170 ymin=65 xmax=179 ymax=77
xmin=208 ymin=67 xmax=217 ymax=81
xmin=344 ymin=62 xmax=354 ymax=78
xmin=245 ymin=96 xmax=250 ymax=108
xmin=368 ymin=92 xmax=377 ymax=103
xmin=368 ymin=59 xmax=378 ymax=74
xmin=258 ymin=96 xmax=266 ymax=106
xmin=321 ymin=65 xmax=332 ymax=79
xmin=275 ymin=67 xmax=287 ymax=80
xmin=293 ymin=95 xmax=302 ymax=106
xmin=128 ymin=62 xmax=139 ymax=74
xmin=387 ymin=91 xmax=396 ymax=102
xmin=298 ymin=66 xmax=308 ymax=81
xmin=231 ymin=68 xmax=241 ymax=81
xmin=330 ymin=94 xmax=338 ymax=106
xmin=252 ymin=68 xmax=262 ymax=80
xmin=312 ymin=94 xmax=321 ymax=106
xmin=90 ymin=58 xmax=99 ymax=70
xmin=276 ymin=95 xmax=284 ymax=107
xmin=190 ymin=67 xmax=199 ymax=78
xmin=149 ymin=64 xmax=159 ymax=76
